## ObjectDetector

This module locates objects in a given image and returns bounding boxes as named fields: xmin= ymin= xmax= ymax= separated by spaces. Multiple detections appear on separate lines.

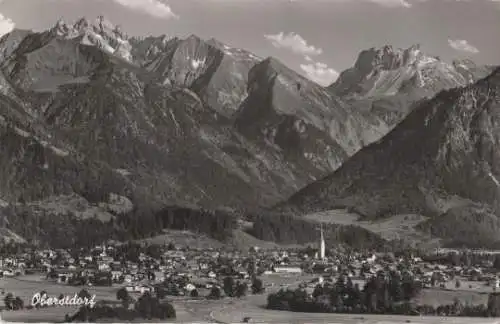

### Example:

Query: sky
xmin=0 ymin=0 xmax=499 ymax=86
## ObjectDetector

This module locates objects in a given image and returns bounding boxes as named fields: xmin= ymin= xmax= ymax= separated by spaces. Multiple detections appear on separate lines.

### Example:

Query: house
xmin=490 ymin=278 xmax=500 ymax=289
xmin=57 ymin=272 xmax=74 ymax=284
xmin=124 ymin=274 xmax=133 ymax=283
xmin=153 ymin=271 xmax=165 ymax=282
xmin=98 ymin=262 xmax=110 ymax=271
xmin=238 ymin=271 xmax=250 ymax=279
xmin=273 ymin=266 xmax=302 ymax=274
xmin=111 ymin=270 xmax=123 ymax=281
xmin=2 ymin=269 xmax=15 ymax=277
xmin=184 ymin=283 xmax=196 ymax=292
xmin=135 ymin=285 xmax=152 ymax=294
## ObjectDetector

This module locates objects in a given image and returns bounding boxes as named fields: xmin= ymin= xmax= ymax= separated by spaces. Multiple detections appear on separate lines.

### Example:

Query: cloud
xmin=110 ymin=0 xmax=178 ymax=19
xmin=448 ymin=39 xmax=479 ymax=54
xmin=0 ymin=13 xmax=14 ymax=37
xmin=264 ymin=32 xmax=323 ymax=56
xmin=279 ymin=0 xmax=500 ymax=7
xmin=366 ymin=0 xmax=412 ymax=7
xmin=279 ymin=0 xmax=413 ymax=7
xmin=300 ymin=61 xmax=339 ymax=86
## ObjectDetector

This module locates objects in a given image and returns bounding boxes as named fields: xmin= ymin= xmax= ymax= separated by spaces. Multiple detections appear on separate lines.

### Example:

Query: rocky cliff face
xmin=330 ymin=45 xmax=494 ymax=126
xmin=235 ymin=57 xmax=384 ymax=176
xmin=280 ymin=67 xmax=500 ymax=245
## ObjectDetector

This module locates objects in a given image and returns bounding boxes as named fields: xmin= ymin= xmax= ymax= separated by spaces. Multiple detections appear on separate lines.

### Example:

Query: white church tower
xmin=320 ymin=223 xmax=326 ymax=260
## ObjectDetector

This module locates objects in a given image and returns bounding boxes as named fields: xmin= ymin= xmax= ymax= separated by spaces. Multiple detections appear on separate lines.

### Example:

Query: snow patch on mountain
xmin=489 ymin=172 xmax=500 ymax=187
xmin=191 ymin=58 xmax=206 ymax=69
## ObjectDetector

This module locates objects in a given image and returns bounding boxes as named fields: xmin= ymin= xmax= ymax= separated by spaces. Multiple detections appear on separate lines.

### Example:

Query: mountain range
xmin=0 ymin=16 xmax=497 ymax=247
xmin=280 ymin=67 xmax=500 ymax=247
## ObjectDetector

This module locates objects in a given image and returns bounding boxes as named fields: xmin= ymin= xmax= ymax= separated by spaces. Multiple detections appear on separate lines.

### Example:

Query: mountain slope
xmin=234 ymin=57 xmax=387 ymax=177
xmin=279 ymin=67 xmax=500 ymax=245
xmin=0 ymin=16 xmax=382 ymax=213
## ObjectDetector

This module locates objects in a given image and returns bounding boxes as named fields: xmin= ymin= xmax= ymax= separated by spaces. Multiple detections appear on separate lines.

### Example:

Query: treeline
xmin=68 ymin=291 xmax=176 ymax=322
xmin=5 ymin=197 xmax=392 ymax=250
xmin=416 ymin=206 xmax=500 ymax=249
xmin=4 ymin=198 xmax=391 ymax=250
xmin=2 ymin=203 xmax=237 ymax=249
xmin=248 ymin=213 xmax=388 ymax=250
xmin=267 ymin=271 xmax=500 ymax=317
xmin=268 ymin=270 xmax=421 ymax=314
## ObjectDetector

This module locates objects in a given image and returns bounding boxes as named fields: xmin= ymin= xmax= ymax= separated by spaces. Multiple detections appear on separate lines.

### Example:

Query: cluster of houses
xmin=277 ymin=250 xmax=500 ymax=293
xmin=0 ymin=243 xmax=311 ymax=295
xmin=3 ymin=241 xmax=500 ymax=299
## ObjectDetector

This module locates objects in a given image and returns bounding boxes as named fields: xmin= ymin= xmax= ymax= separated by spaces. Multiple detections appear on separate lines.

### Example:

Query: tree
xmin=209 ymin=286 xmax=222 ymax=299
xmin=161 ymin=302 xmax=176 ymax=319
xmin=251 ymin=277 xmax=264 ymax=294
xmin=336 ymin=275 xmax=346 ymax=295
xmin=4 ymin=293 xmax=13 ymax=310
xmin=488 ymin=292 xmax=500 ymax=317
xmin=223 ymin=276 xmax=235 ymax=297
xmin=430 ymin=274 xmax=437 ymax=287
xmin=389 ymin=274 xmax=404 ymax=303
xmin=116 ymin=287 xmax=130 ymax=308
xmin=494 ymin=255 xmax=500 ymax=270
xmin=78 ymin=289 xmax=91 ymax=300
xmin=13 ymin=297 xmax=24 ymax=310
xmin=235 ymin=281 xmax=247 ymax=298
xmin=312 ymin=284 xmax=324 ymax=299
xmin=146 ymin=244 xmax=162 ymax=259
xmin=455 ymin=279 xmax=461 ymax=289
xmin=77 ymin=305 xmax=90 ymax=322
xmin=135 ymin=292 xmax=154 ymax=319
xmin=155 ymin=286 xmax=167 ymax=300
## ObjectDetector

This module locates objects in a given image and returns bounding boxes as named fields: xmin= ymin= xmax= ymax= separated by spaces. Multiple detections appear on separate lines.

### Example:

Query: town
xmin=3 ymin=229 xmax=500 ymax=323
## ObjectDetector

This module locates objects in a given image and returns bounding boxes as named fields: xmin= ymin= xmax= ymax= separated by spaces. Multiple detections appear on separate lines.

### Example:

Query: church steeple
xmin=320 ymin=223 xmax=325 ymax=260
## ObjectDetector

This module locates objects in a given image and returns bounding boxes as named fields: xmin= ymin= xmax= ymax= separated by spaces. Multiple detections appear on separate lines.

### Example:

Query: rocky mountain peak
xmin=329 ymin=43 xmax=493 ymax=103
xmin=73 ymin=17 xmax=91 ymax=30
xmin=49 ymin=16 xmax=132 ymax=61
xmin=52 ymin=16 xmax=125 ymax=39
xmin=354 ymin=44 xmax=424 ymax=73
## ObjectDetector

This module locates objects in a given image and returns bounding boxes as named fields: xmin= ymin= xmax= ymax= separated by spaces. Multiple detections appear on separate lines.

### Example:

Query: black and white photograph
xmin=0 ymin=0 xmax=499 ymax=322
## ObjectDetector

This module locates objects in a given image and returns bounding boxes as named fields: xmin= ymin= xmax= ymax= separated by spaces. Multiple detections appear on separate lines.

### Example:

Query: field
xmin=211 ymin=275 xmax=498 ymax=324
xmin=139 ymin=229 xmax=227 ymax=249
xmin=2 ymin=273 xmax=499 ymax=323
xmin=209 ymin=274 xmax=499 ymax=324
xmin=0 ymin=275 xmax=226 ymax=323
xmin=0 ymin=274 xmax=114 ymax=322
xmin=141 ymin=229 xmax=306 ymax=251
xmin=304 ymin=209 xmax=441 ymax=248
